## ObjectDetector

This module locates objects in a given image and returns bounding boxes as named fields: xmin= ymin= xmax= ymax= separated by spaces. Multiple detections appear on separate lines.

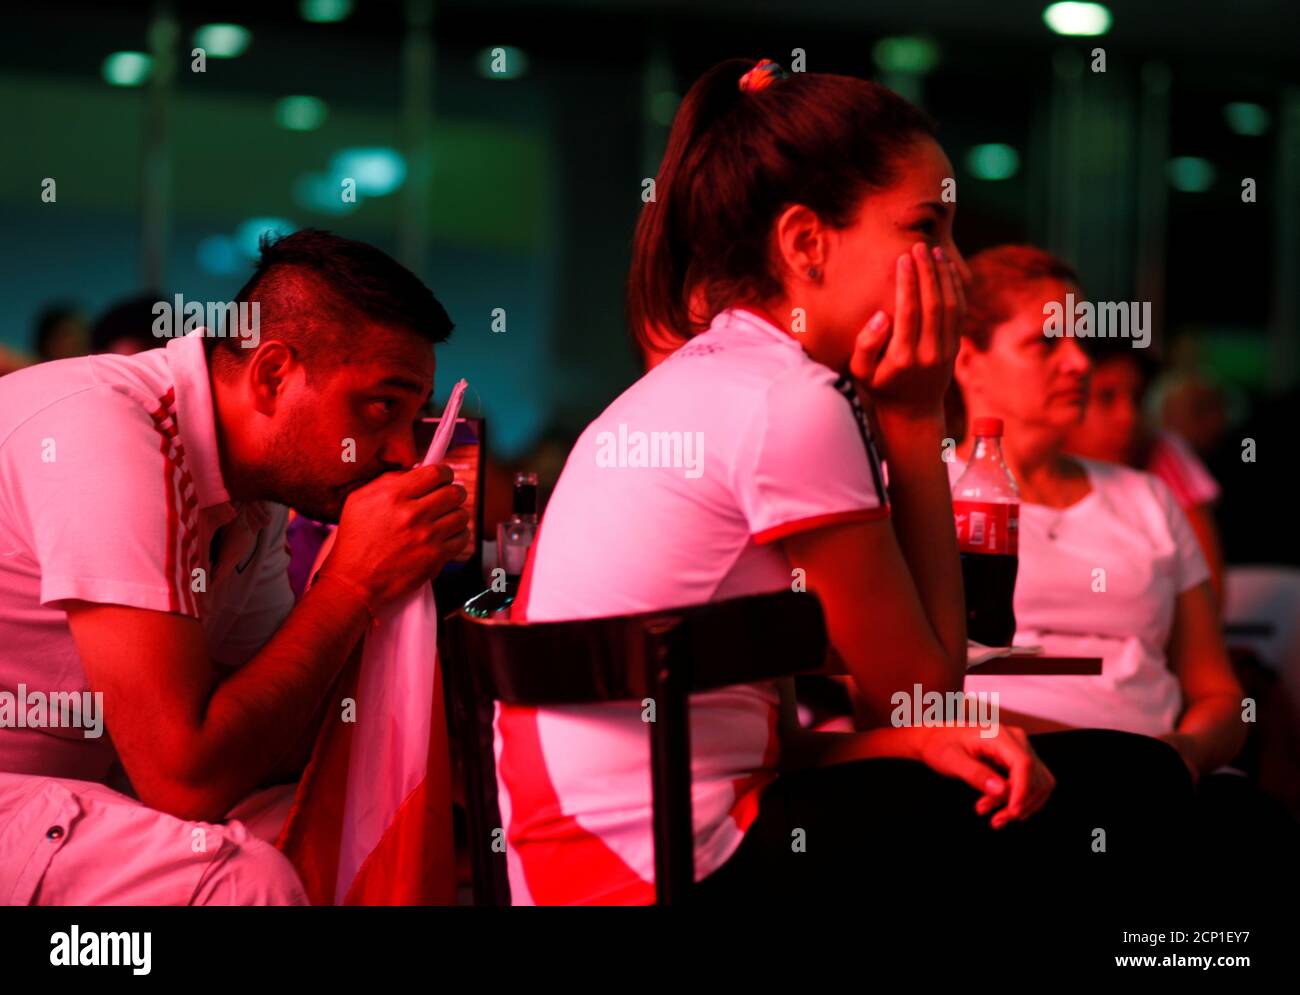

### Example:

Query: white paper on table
xmin=965 ymin=640 xmax=1045 ymax=668
xmin=331 ymin=377 xmax=469 ymax=901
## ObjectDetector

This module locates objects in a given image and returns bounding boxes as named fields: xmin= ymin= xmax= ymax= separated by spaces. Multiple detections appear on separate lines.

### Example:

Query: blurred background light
xmin=476 ymin=46 xmax=529 ymax=80
xmin=1223 ymin=102 xmax=1271 ymax=136
xmin=872 ymin=35 xmax=941 ymax=75
xmin=300 ymin=0 xmax=353 ymax=23
xmin=235 ymin=217 xmax=296 ymax=259
xmin=196 ymin=235 xmax=242 ymax=277
xmin=1167 ymin=156 xmax=1216 ymax=192
xmin=193 ymin=24 xmax=252 ymax=59
xmin=966 ymin=143 xmax=1021 ymax=180
xmin=1042 ymin=2 xmax=1113 ymax=37
xmin=102 ymin=51 xmax=152 ymax=87
xmin=275 ymin=95 xmax=328 ymax=131
xmin=649 ymin=90 xmax=680 ymax=127
xmin=292 ymin=172 xmax=360 ymax=214
xmin=330 ymin=147 xmax=407 ymax=196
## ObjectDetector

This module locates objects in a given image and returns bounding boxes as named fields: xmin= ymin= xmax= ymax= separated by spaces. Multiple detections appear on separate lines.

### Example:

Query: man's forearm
xmin=257 ymin=655 xmax=350 ymax=787
xmin=874 ymin=408 xmax=966 ymax=684
xmin=185 ymin=579 xmax=372 ymax=814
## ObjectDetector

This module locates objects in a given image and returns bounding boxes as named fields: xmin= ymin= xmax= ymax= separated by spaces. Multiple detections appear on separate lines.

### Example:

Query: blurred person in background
xmin=33 ymin=304 xmax=89 ymax=362
xmin=1152 ymin=368 xmax=1230 ymax=463
xmin=90 ymin=293 xmax=168 ymax=356
xmin=1066 ymin=337 xmax=1225 ymax=603
xmin=0 ymin=346 xmax=32 ymax=378
xmin=950 ymin=245 xmax=1297 ymax=862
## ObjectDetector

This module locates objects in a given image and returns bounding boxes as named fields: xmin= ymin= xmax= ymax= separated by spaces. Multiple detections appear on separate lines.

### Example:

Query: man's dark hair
xmin=209 ymin=228 xmax=453 ymax=375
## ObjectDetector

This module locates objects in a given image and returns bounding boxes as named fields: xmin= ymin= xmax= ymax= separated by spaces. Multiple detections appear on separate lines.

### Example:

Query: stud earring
xmin=807 ymin=265 xmax=821 ymax=280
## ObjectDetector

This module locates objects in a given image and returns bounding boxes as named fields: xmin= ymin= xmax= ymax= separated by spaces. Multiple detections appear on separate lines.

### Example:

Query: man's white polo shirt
xmin=0 ymin=332 xmax=294 ymax=782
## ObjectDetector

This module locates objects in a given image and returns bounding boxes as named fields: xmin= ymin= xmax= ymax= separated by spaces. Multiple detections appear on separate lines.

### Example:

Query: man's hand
xmin=323 ymin=463 xmax=470 ymax=610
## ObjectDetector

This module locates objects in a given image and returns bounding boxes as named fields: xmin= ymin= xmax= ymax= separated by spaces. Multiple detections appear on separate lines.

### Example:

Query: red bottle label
xmin=954 ymin=500 xmax=1019 ymax=555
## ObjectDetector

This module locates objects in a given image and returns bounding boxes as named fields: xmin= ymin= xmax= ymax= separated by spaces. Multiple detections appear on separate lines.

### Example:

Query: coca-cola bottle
xmin=952 ymin=417 xmax=1020 ymax=646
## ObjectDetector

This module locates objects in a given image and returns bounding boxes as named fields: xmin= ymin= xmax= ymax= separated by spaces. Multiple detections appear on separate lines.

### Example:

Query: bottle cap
xmin=971 ymin=417 xmax=1004 ymax=438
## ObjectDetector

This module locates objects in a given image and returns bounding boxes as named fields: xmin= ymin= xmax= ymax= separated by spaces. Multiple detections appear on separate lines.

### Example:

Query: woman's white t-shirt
xmin=949 ymin=456 xmax=1210 ymax=736
xmin=495 ymin=307 xmax=890 ymax=905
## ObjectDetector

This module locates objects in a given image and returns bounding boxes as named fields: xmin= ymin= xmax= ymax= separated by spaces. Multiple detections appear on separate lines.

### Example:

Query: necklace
xmin=1020 ymin=469 xmax=1088 ymax=543
xmin=1019 ymin=493 xmax=1068 ymax=541
xmin=1044 ymin=508 xmax=1066 ymax=541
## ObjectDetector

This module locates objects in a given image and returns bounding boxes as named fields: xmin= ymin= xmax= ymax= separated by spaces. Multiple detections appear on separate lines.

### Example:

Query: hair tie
xmin=738 ymin=59 xmax=788 ymax=93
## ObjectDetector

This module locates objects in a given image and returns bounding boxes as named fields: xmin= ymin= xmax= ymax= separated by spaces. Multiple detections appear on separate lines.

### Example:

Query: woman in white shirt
xmin=951 ymin=247 xmax=1300 ymax=864
xmin=1063 ymin=337 xmax=1226 ymax=603
xmin=495 ymin=62 xmax=1196 ymax=905
xmin=949 ymin=246 xmax=1252 ymax=788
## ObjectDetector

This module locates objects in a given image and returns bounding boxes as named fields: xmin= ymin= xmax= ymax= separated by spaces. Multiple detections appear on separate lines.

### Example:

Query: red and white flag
xmin=274 ymin=381 xmax=469 ymax=905
xmin=274 ymin=585 xmax=457 ymax=905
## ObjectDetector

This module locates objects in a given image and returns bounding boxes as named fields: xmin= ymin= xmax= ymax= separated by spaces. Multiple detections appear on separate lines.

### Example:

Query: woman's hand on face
xmin=850 ymin=242 xmax=965 ymax=420
xmin=917 ymin=724 xmax=1056 ymax=828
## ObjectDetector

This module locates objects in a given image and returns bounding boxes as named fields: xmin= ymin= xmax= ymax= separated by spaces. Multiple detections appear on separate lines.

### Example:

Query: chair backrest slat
xmin=458 ymin=589 xmax=827 ymax=704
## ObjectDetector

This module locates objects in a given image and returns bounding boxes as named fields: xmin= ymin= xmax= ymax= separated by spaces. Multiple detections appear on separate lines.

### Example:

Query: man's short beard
xmin=249 ymin=411 xmax=346 ymax=524
xmin=245 ymin=458 xmax=343 ymax=524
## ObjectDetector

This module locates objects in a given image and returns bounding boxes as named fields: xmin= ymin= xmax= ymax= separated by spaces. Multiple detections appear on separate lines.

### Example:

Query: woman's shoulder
xmin=1147 ymin=430 xmax=1221 ymax=509
xmin=1074 ymin=456 xmax=1184 ymax=522
xmin=632 ymin=316 xmax=846 ymax=417
xmin=1075 ymin=455 xmax=1156 ymax=493
xmin=1075 ymin=454 xmax=1153 ymax=484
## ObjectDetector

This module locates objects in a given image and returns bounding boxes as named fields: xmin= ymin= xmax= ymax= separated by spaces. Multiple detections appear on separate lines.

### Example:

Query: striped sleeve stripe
xmin=753 ymin=506 xmax=891 ymax=544
xmin=148 ymin=387 xmax=200 ymax=616
xmin=175 ymin=458 xmax=202 ymax=614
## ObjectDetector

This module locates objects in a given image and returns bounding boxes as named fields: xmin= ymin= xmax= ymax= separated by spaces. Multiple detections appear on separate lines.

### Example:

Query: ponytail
xmin=628 ymin=58 xmax=935 ymax=359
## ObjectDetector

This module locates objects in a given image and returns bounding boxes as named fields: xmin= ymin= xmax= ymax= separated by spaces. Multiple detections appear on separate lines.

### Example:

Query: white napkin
xmin=422 ymin=378 xmax=469 ymax=466
xmin=966 ymin=640 xmax=1045 ymax=668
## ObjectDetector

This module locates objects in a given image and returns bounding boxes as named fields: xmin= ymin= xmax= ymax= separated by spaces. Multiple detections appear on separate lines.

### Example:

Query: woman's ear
xmin=772 ymin=204 xmax=827 ymax=286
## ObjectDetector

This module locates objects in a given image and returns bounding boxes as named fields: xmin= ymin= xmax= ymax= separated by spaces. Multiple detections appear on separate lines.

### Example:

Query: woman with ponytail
xmin=496 ymin=59 xmax=1193 ymax=905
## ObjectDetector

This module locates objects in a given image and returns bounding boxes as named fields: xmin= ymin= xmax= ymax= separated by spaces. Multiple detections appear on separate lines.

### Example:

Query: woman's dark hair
xmin=628 ymin=58 xmax=936 ymax=358
xmin=959 ymin=244 xmax=1082 ymax=352
xmin=1082 ymin=332 xmax=1159 ymax=387
xmin=945 ymin=244 xmax=1083 ymax=440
